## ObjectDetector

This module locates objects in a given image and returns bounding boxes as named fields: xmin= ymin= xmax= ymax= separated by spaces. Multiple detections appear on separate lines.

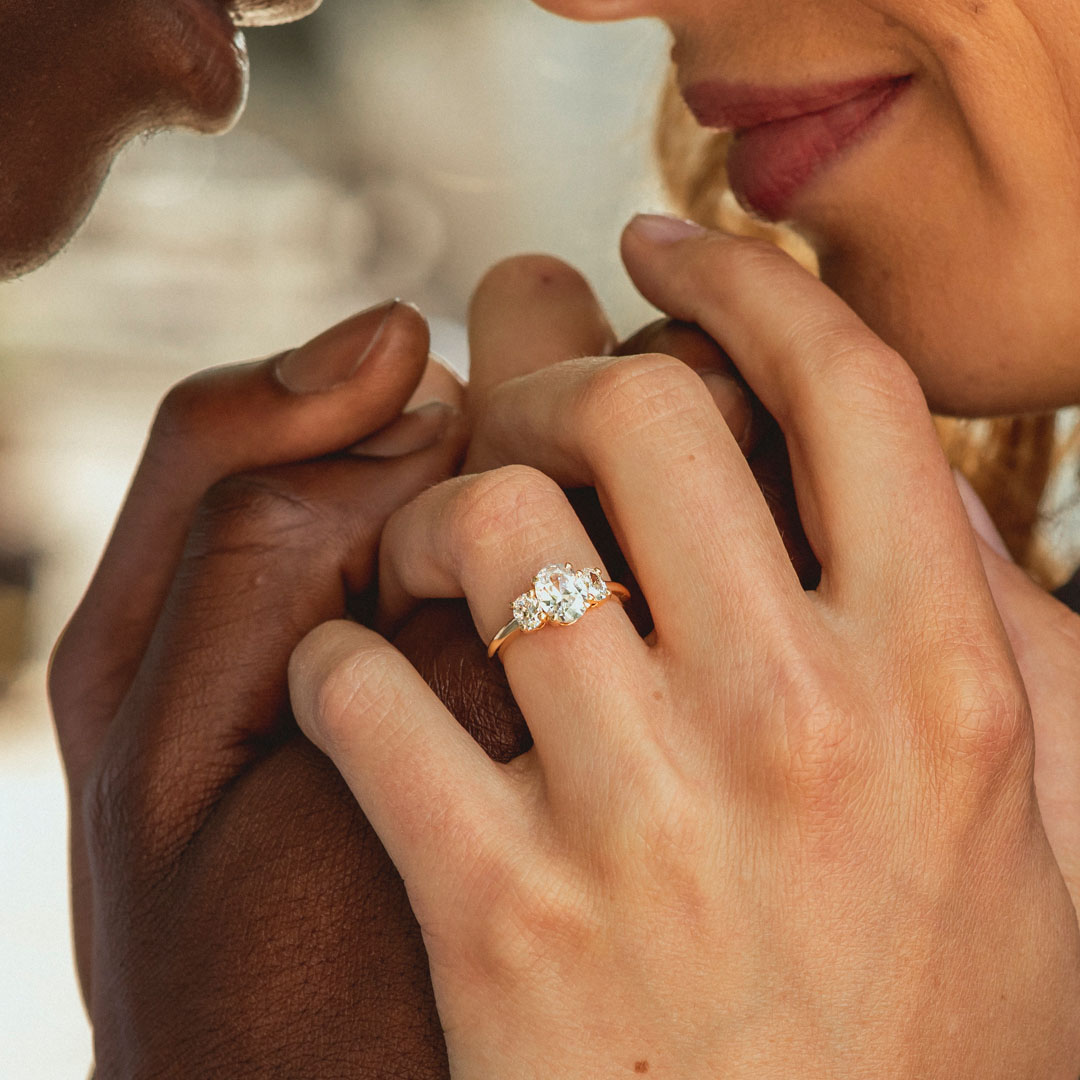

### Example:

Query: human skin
xmin=291 ymin=219 xmax=1080 ymax=1077
xmin=48 ymin=302 xmax=474 ymax=1075
xmin=536 ymin=0 xmax=1080 ymax=418
xmin=0 ymin=0 xmax=319 ymax=279
xmin=14 ymin=0 xmax=1080 ymax=1071
xmin=48 ymin=272 xmax=773 ymax=1075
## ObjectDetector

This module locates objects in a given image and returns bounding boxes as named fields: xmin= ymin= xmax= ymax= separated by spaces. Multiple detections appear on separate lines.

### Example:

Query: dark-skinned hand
xmin=51 ymin=262 xmax=813 ymax=1078
xmin=50 ymin=301 xmax=476 ymax=1077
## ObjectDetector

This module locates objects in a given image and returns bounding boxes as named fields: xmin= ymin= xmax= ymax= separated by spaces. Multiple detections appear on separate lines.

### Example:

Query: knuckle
xmin=473 ymin=870 xmax=597 ymax=984
xmin=577 ymin=353 xmax=712 ymax=446
xmin=446 ymin=465 xmax=566 ymax=559
xmin=780 ymin=696 xmax=871 ymax=820
xmin=785 ymin=324 xmax=925 ymax=422
xmin=83 ymin=753 xmax=206 ymax=874
xmin=904 ymin=625 xmax=1032 ymax=785
xmin=762 ymin=649 xmax=875 ymax=821
xmin=303 ymin=638 xmax=400 ymax=756
xmin=190 ymin=472 xmax=324 ymax=556
xmin=81 ymin=757 xmax=122 ymax=858
xmin=150 ymin=371 xmax=221 ymax=455
xmin=940 ymin=670 xmax=1032 ymax=781
xmin=81 ymin=746 xmax=173 ymax=868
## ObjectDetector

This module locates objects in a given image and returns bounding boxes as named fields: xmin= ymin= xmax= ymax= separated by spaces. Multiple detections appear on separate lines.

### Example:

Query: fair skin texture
xmin=287 ymin=0 xmax=1080 ymax=1071
xmin=291 ymin=218 xmax=1080 ymax=1077
xmin=535 ymin=0 xmax=1080 ymax=418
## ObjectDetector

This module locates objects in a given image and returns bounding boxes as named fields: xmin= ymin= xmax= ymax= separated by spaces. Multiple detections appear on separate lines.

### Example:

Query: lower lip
xmin=159 ymin=0 xmax=249 ymax=126
xmin=726 ymin=76 xmax=911 ymax=221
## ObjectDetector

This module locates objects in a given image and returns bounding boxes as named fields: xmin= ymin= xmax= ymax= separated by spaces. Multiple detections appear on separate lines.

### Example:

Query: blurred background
xmin=0 ymin=2 xmax=671 ymax=1073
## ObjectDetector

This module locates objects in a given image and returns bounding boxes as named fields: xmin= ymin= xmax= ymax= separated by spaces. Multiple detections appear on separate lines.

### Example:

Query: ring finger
xmin=376 ymin=466 xmax=652 ymax=772
xmin=464 ymin=352 xmax=805 ymax=653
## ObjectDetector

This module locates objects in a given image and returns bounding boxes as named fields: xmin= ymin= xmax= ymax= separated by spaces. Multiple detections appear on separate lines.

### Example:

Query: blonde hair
xmin=655 ymin=71 xmax=1080 ymax=589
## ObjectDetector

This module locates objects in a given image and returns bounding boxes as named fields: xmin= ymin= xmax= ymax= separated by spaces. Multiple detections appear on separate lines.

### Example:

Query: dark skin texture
xmin=0 ymin=0 xmax=318 ymax=277
xmin=51 ymin=255 xmax=816 ymax=1075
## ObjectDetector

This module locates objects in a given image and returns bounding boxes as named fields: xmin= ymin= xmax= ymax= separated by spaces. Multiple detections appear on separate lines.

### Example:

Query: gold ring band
xmin=487 ymin=562 xmax=630 ymax=660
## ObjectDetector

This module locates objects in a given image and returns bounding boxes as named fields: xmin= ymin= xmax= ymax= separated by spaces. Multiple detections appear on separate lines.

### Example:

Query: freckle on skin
xmin=634 ymin=1062 xmax=649 ymax=1074
xmin=652 ymin=690 xmax=663 ymax=702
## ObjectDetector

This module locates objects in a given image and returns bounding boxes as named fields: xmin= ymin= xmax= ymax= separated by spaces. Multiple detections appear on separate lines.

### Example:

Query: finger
xmin=615 ymin=318 xmax=758 ymax=454
xmin=290 ymin=619 xmax=511 ymax=897
xmin=404 ymin=352 xmax=465 ymax=412
xmin=349 ymin=400 xmax=460 ymax=460
xmin=50 ymin=301 xmax=434 ymax=775
xmin=376 ymin=467 xmax=651 ymax=768
xmin=469 ymin=296 xmax=768 ymax=632
xmin=465 ymin=354 xmax=803 ymax=649
xmin=618 ymin=322 xmax=818 ymax=586
xmin=620 ymin=217 xmax=1001 ymax=630
xmin=955 ymin=472 xmax=1080 ymax=905
xmin=95 ymin=424 xmax=467 ymax=858
xmin=464 ymin=255 xmax=615 ymax=433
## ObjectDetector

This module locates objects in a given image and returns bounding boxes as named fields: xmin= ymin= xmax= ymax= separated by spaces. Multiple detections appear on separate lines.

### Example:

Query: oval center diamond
xmin=533 ymin=563 xmax=591 ymax=625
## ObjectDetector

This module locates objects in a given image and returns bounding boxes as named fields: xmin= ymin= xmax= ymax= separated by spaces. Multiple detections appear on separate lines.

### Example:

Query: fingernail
xmin=629 ymin=213 xmax=708 ymax=245
xmin=405 ymin=352 xmax=464 ymax=412
xmin=700 ymin=371 xmax=754 ymax=451
xmin=952 ymin=469 xmax=1014 ymax=562
xmin=275 ymin=299 xmax=399 ymax=394
xmin=349 ymin=402 xmax=459 ymax=459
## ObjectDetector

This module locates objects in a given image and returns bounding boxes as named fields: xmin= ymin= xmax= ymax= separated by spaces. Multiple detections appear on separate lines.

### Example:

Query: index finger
xmin=620 ymin=217 xmax=998 ymax=628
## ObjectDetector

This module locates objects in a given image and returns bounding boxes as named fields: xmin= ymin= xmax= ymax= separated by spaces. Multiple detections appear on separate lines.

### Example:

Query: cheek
xmin=808 ymin=2 xmax=1080 ymax=414
xmin=819 ymin=205 xmax=1080 ymax=417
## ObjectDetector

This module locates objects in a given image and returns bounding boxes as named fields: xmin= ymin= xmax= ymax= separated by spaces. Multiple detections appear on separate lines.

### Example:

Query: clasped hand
xmin=291 ymin=217 xmax=1080 ymax=1078
xmin=50 ymin=216 xmax=1080 ymax=1077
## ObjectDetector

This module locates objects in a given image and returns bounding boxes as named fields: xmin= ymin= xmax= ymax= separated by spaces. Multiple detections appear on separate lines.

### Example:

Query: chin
xmin=0 ymin=0 xmax=256 ymax=281
xmin=819 ymin=251 xmax=1080 ymax=418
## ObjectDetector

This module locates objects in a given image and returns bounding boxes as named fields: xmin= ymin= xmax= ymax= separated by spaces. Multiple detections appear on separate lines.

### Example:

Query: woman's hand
xmin=462 ymin=252 xmax=1080 ymax=921
xmin=951 ymin=473 xmax=1080 ymax=907
xmin=290 ymin=221 xmax=1080 ymax=1078
xmin=50 ymin=302 xmax=475 ymax=1077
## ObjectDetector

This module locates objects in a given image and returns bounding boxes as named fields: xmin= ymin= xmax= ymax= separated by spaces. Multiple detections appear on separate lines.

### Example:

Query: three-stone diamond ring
xmin=487 ymin=562 xmax=631 ymax=659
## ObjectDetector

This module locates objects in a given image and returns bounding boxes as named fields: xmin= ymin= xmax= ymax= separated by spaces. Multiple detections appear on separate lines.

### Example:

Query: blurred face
xmin=0 ymin=0 xmax=319 ymax=280
xmin=536 ymin=0 xmax=1080 ymax=416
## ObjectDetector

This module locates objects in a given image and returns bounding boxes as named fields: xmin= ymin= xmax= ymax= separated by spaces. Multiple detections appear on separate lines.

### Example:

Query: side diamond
xmin=512 ymin=592 xmax=545 ymax=632
xmin=583 ymin=568 xmax=609 ymax=603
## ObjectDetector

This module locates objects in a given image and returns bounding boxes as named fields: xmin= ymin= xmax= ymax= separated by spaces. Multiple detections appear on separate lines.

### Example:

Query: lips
xmin=157 ymin=0 xmax=317 ymax=130
xmin=683 ymin=75 xmax=912 ymax=221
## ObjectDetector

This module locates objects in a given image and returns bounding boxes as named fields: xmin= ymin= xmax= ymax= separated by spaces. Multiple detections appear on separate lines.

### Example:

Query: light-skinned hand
xmin=290 ymin=220 xmax=1080 ymax=1079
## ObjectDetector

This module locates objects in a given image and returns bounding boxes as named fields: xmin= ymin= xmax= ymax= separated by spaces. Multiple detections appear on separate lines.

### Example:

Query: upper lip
xmin=681 ymin=75 xmax=909 ymax=133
